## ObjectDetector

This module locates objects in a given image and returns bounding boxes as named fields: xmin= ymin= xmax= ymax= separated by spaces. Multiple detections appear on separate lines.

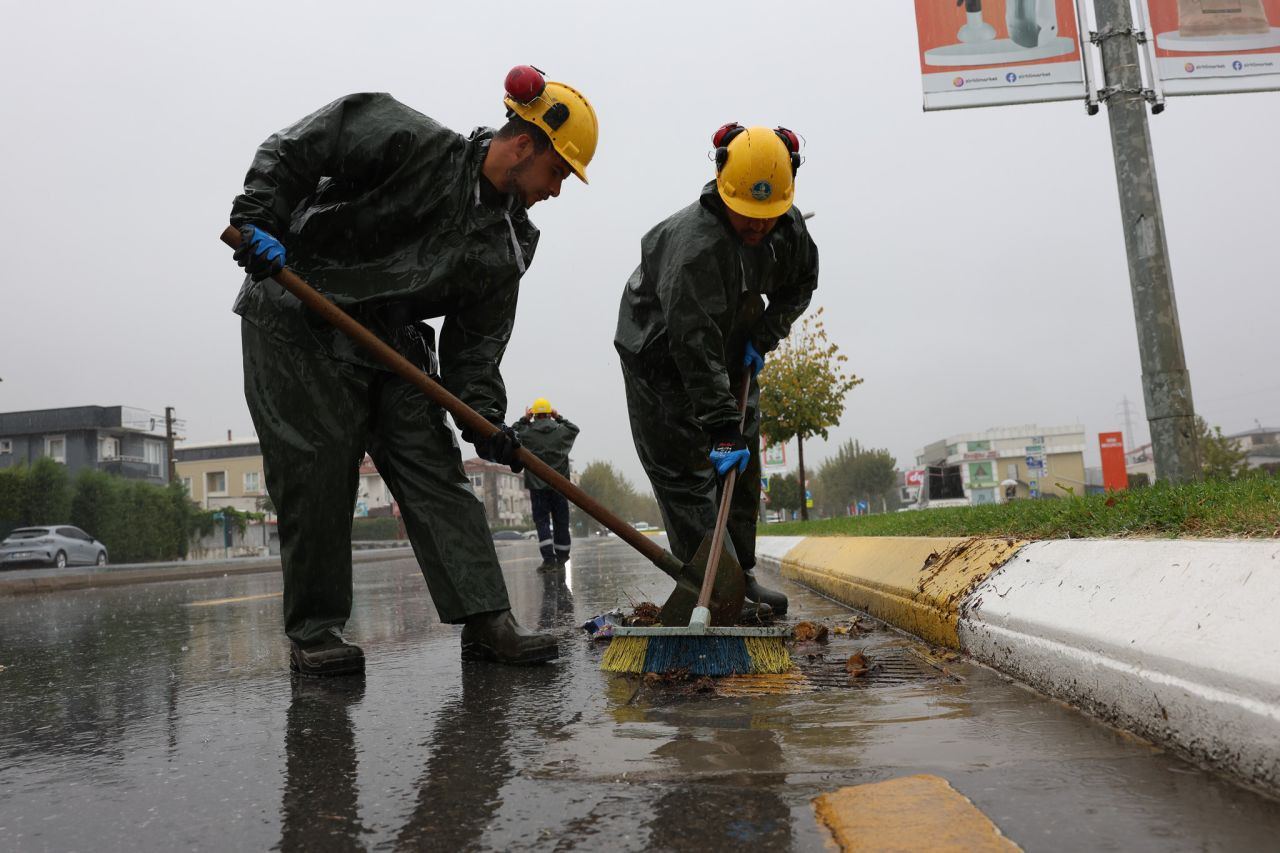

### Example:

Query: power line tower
xmin=1117 ymin=395 xmax=1139 ymax=451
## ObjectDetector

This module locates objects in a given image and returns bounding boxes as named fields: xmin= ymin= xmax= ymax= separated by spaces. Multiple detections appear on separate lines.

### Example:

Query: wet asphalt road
xmin=1 ymin=538 xmax=1278 ymax=852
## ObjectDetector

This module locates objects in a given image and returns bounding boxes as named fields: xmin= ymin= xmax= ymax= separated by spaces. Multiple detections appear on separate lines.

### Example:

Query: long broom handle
xmin=696 ymin=371 xmax=753 ymax=610
xmin=220 ymin=226 xmax=685 ymax=577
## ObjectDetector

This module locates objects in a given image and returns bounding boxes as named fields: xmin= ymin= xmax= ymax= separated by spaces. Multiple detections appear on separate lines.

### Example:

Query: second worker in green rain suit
xmin=229 ymin=66 xmax=597 ymax=676
xmin=614 ymin=124 xmax=818 ymax=615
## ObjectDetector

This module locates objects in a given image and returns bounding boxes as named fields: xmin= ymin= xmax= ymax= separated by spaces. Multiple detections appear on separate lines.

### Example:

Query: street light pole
xmin=1094 ymin=0 xmax=1201 ymax=483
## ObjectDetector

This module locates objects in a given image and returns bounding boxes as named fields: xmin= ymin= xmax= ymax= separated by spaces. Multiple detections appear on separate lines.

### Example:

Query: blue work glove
xmin=743 ymin=341 xmax=765 ymax=378
xmin=233 ymin=225 xmax=286 ymax=282
xmin=708 ymin=427 xmax=750 ymax=477
xmin=463 ymin=422 xmax=525 ymax=473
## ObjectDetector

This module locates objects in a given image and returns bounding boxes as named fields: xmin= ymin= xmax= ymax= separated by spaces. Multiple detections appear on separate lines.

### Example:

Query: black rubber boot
xmin=555 ymin=554 xmax=570 ymax=567
xmin=535 ymin=559 xmax=558 ymax=573
xmin=460 ymin=609 xmax=559 ymax=664
xmin=289 ymin=629 xmax=365 ymax=678
xmin=743 ymin=570 xmax=788 ymax=615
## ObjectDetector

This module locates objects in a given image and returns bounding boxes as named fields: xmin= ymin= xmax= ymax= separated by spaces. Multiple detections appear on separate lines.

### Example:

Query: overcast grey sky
xmin=2 ymin=1 xmax=1277 ymax=488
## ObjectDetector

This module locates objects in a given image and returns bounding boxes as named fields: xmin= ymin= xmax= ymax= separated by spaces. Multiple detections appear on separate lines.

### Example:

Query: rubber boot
xmin=535 ymin=559 xmax=558 ymax=573
xmin=743 ymin=570 xmax=788 ymax=615
xmin=460 ymin=609 xmax=559 ymax=664
xmin=289 ymin=628 xmax=365 ymax=678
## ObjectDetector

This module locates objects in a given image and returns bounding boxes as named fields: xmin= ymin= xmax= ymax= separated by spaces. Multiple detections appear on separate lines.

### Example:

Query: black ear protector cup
xmin=773 ymin=126 xmax=802 ymax=175
xmin=543 ymin=102 xmax=570 ymax=130
xmin=712 ymin=122 xmax=745 ymax=172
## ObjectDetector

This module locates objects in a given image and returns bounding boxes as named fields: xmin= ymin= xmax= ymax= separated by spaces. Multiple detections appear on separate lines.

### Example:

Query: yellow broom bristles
xmin=745 ymin=637 xmax=792 ymax=674
xmin=601 ymin=636 xmax=649 ymax=673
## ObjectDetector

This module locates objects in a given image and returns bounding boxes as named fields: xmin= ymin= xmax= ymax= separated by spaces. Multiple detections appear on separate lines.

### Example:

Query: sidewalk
xmin=0 ymin=543 xmax=415 ymax=596
xmin=757 ymin=534 xmax=1280 ymax=797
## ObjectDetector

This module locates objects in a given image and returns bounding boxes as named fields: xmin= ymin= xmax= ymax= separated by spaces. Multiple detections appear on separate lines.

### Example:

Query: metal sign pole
xmin=1093 ymin=0 xmax=1201 ymax=483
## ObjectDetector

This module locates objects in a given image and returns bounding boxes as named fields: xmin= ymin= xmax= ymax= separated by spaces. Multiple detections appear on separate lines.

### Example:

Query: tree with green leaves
xmin=1197 ymin=416 xmax=1248 ymax=480
xmin=764 ymin=471 xmax=803 ymax=516
xmin=758 ymin=307 xmax=863 ymax=520
xmin=570 ymin=461 xmax=662 ymax=533
xmin=814 ymin=439 xmax=898 ymax=517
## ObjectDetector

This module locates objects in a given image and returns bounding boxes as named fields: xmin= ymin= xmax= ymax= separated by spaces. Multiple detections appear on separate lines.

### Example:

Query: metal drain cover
xmin=715 ymin=645 xmax=951 ymax=697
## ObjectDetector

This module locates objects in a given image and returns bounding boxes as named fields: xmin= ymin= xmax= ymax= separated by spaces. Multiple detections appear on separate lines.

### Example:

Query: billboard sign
xmin=914 ymin=0 xmax=1087 ymax=110
xmin=905 ymin=469 xmax=926 ymax=488
xmin=761 ymin=438 xmax=787 ymax=470
xmin=1146 ymin=0 xmax=1280 ymax=94
xmin=1099 ymin=431 xmax=1129 ymax=491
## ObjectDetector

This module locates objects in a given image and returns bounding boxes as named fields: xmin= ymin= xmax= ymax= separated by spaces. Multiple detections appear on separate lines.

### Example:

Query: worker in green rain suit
xmin=614 ymin=124 xmax=818 ymax=616
xmin=229 ymin=66 xmax=598 ymax=676
xmin=513 ymin=398 xmax=579 ymax=571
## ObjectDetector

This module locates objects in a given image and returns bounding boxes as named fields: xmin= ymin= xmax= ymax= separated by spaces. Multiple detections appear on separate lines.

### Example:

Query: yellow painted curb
xmin=779 ymin=537 xmax=1025 ymax=648
xmin=814 ymin=774 xmax=1021 ymax=852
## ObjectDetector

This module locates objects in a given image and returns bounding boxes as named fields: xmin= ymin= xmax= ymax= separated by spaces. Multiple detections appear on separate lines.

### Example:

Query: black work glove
xmin=463 ymin=422 xmax=525 ymax=473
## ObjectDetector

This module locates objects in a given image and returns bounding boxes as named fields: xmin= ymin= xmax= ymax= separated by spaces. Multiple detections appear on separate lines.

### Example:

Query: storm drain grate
xmin=715 ymin=646 xmax=950 ymax=697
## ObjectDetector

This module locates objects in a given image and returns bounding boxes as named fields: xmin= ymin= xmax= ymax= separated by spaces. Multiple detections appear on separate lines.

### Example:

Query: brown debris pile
xmin=628 ymin=602 xmax=661 ymax=626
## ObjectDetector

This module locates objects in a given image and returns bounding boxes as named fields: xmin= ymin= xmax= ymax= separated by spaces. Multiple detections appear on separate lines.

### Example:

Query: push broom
xmin=600 ymin=373 xmax=791 ymax=677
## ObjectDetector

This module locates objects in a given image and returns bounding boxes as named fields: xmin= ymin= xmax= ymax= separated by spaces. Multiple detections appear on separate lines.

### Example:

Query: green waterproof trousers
xmin=243 ymin=321 xmax=510 ymax=645
xmin=621 ymin=362 xmax=762 ymax=571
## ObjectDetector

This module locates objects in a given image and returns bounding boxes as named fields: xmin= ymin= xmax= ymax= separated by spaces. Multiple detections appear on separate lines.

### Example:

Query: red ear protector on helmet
xmin=713 ymin=122 xmax=802 ymax=175
xmin=504 ymin=65 xmax=571 ymax=131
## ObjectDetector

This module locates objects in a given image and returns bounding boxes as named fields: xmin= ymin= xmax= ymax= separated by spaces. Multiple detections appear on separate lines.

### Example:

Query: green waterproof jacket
xmin=229 ymin=92 xmax=539 ymax=424
xmin=513 ymin=415 xmax=580 ymax=490
xmin=614 ymin=181 xmax=819 ymax=433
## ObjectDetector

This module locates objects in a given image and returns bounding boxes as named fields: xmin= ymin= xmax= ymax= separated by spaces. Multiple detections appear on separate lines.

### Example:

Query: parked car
xmin=491 ymin=530 xmax=526 ymax=541
xmin=0 ymin=526 xmax=108 ymax=569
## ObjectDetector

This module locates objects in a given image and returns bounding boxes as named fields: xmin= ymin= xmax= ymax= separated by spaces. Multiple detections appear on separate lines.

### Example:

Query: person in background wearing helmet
xmin=512 ymin=398 xmax=579 ymax=572
xmin=229 ymin=66 xmax=598 ymax=676
xmin=614 ymin=124 xmax=818 ymax=617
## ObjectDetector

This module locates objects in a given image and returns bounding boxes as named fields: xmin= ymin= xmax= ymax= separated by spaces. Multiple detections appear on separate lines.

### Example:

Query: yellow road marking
xmin=813 ymin=774 xmax=1020 ymax=852
xmin=186 ymin=592 xmax=282 ymax=607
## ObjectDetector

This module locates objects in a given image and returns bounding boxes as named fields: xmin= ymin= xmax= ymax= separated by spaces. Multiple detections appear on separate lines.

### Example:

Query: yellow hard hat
xmin=531 ymin=397 xmax=553 ymax=414
xmin=504 ymin=66 xmax=598 ymax=184
xmin=713 ymin=125 xmax=797 ymax=219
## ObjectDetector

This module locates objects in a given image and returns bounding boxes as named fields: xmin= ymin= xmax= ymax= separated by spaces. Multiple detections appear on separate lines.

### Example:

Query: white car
xmin=0 ymin=526 xmax=109 ymax=569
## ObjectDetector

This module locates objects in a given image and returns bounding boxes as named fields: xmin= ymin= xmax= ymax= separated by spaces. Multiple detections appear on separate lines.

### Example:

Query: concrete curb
xmin=757 ymin=535 xmax=1280 ymax=797
xmin=0 ymin=546 xmax=416 ymax=596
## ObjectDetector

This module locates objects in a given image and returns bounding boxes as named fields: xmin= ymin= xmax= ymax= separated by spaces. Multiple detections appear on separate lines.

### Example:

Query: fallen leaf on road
xmin=846 ymin=652 xmax=869 ymax=677
xmin=793 ymin=621 xmax=829 ymax=643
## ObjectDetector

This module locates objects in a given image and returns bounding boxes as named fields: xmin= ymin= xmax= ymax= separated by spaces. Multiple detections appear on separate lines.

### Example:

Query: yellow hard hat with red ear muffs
xmin=504 ymin=65 xmax=598 ymax=184
xmin=712 ymin=123 xmax=801 ymax=219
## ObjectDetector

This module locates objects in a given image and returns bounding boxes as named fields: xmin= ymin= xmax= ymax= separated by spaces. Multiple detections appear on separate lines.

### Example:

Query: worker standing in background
xmin=514 ymin=399 xmax=579 ymax=572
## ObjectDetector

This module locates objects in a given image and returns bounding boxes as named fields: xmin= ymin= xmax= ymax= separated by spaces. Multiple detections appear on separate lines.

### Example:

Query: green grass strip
xmin=762 ymin=477 xmax=1280 ymax=540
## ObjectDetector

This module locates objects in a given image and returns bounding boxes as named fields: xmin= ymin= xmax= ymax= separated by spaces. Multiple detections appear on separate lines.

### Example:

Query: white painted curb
xmin=758 ymin=535 xmax=1280 ymax=795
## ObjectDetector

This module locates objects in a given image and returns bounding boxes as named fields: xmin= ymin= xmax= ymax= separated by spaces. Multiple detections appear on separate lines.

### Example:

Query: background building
xmin=0 ymin=405 xmax=171 ymax=485
xmin=463 ymin=458 xmax=532 ymax=528
xmin=916 ymin=424 xmax=1086 ymax=504
xmin=174 ymin=438 xmax=264 ymax=512
xmin=357 ymin=454 xmax=394 ymax=517
xmin=1228 ymin=426 xmax=1280 ymax=474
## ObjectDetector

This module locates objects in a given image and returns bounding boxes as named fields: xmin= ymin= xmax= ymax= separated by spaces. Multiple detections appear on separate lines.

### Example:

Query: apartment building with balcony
xmin=0 ymin=405 xmax=171 ymax=484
